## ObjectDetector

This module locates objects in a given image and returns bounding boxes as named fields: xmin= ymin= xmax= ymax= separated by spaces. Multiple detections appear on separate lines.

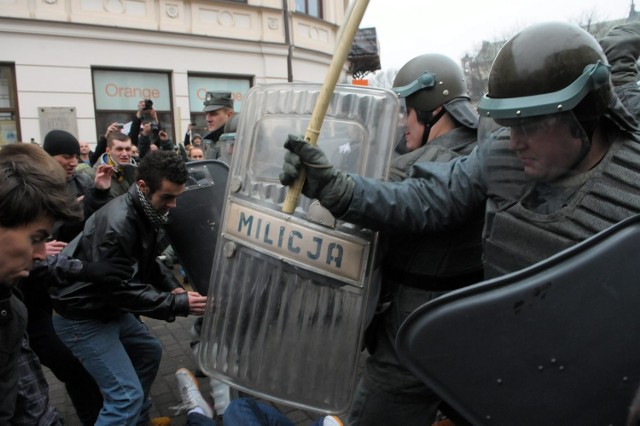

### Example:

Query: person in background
xmin=131 ymin=144 xmax=140 ymax=163
xmin=80 ymin=130 xmax=136 ymax=198
xmin=189 ymin=147 xmax=205 ymax=160
xmin=90 ymin=122 xmax=123 ymax=166
xmin=191 ymin=134 xmax=204 ymax=149
xmin=201 ymin=92 xmax=234 ymax=160
xmin=183 ymin=122 xmax=199 ymax=147
xmin=79 ymin=141 xmax=93 ymax=165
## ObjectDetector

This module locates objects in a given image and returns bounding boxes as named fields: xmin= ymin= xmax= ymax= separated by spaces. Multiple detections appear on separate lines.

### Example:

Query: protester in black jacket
xmin=50 ymin=151 xmax=208 ymax=426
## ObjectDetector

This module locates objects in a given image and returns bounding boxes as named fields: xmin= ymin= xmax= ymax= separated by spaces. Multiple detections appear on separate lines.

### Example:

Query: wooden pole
xmin=282 ymin=0 xmax=370 ymax=214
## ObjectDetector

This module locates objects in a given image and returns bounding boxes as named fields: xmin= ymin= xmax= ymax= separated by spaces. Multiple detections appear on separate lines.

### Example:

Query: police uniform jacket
xmin=50 ymin=184 xmax=189 ymax=322
xmin=342 ymin=99 xmax=640 ymax=279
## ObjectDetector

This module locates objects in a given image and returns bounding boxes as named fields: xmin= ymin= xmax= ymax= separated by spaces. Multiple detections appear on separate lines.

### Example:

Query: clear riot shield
xmin=197 ymin=83 xmax=402 ymax=413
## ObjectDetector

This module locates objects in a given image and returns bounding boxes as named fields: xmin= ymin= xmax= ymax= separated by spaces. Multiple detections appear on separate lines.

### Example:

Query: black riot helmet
xmin=393 ymin=53 xmax=470 ymax=111
xmin=393 ymin=54 xmax=478 ymax=147
xmin=478 ymin=22 xmax=613 ymax=132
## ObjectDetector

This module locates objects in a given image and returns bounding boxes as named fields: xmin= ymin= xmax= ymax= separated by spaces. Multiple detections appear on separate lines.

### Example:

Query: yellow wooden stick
xmin=282 ymin=0 xmax=370 ymax=214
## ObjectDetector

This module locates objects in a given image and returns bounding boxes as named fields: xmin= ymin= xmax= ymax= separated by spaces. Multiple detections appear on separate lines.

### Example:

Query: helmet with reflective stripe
xmin=478 ymin=22 xmax=612 ymax=128
xmin=393 ymin=53 xmax=477 ymax=129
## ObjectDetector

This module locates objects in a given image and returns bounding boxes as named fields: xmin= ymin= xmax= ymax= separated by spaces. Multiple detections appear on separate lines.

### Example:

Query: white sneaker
xmin=173 ymin=368 xmax=214 ymax=418
xmin=322 ymin=415 xmax=343 ymax=426
xmin=209 ymin=378 xmax=232 ymax=415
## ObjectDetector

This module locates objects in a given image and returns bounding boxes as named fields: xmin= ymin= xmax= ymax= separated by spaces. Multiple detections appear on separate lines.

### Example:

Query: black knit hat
xmin=43 ymin=130 xmax=80 ymax=157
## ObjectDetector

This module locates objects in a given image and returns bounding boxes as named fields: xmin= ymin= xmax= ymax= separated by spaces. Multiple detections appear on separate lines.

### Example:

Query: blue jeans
xmin=223 ymin=398 xmax=328 ymax=426
xmin=187 ymin=412 xmax=216 ymax=426
xmin=53 ymin=313 xmax=162 ymax=426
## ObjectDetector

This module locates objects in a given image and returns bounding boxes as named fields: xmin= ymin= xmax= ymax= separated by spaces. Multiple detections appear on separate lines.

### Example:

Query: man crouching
xmin=51 ymin=150 xmax=207 ymax=426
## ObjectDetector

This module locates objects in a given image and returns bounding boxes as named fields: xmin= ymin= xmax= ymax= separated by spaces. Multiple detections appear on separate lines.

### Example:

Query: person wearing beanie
xmin=42 ymin=129 xmax=113 ymax=241
xmin=18 ymin=129 xmax=117 ymax=424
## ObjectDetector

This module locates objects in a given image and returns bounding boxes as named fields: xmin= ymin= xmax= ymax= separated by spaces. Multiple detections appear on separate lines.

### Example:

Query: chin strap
xmin=417 ymin=108 xmax=447 ymax=147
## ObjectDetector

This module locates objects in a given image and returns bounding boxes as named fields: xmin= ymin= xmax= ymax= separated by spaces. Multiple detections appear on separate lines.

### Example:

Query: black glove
xmin=279 ymin=134 xmax=354 ymax=215
xmin=75 ymin=257 xmax=134 ymax=286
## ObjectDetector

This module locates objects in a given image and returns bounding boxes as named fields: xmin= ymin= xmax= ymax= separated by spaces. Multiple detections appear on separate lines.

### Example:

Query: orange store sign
xmin=93 ymin=70 xmax=170 ymax=111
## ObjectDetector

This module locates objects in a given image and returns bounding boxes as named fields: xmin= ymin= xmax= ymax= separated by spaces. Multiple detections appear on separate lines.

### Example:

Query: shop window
xmin=92 ymin=69 xmax=174 ymax=143
xmin=295 ymin=0 xmax=322 ymax=18
xmin=0 ymin=64 xmax=20 ymax=145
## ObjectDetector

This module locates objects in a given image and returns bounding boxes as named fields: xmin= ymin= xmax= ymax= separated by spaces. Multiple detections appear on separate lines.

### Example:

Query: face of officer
xmin=405 ymin=108 xmax=426 ymax=152
xmin=506 ymin=113 xmax=590 ymax=182
xmin=205 ymin=108 xmax=233 ymax=132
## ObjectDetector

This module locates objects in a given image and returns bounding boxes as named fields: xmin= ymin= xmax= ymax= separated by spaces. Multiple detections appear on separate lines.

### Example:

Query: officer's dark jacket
xmin=50 ymin=185 xmax=188 ymax=321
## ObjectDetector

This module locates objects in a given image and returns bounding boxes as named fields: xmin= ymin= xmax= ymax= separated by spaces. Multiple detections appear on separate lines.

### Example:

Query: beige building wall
xmin=0 ymin=0 xmax=348 ymax=143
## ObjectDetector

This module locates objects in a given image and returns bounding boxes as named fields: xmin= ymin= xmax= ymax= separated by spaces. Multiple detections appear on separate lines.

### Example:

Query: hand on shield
xmin=187 ymin=292 xmax=208 ymax=316
xmin=279 ymin=134 xmax=355 ymax=216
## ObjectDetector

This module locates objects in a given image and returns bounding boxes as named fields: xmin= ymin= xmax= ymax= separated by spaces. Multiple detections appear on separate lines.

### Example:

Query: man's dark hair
xmin=0 ymin=144 xmax=82 ymax=227
xmin=136 ymin=150 xmax=188 ymax=193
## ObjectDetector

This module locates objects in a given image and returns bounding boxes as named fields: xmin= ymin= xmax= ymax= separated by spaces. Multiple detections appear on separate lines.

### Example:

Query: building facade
xmin=0 ymin=0 xmax=349 ymax=145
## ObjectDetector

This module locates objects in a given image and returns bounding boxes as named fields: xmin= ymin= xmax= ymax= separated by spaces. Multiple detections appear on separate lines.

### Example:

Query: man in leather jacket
xmin=50 ymin=150 xmax=208 ymax=426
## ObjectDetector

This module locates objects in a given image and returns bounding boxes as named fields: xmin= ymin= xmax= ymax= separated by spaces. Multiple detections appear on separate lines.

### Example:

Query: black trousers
xmin=25 ymin=286 xmax=103 ymax=425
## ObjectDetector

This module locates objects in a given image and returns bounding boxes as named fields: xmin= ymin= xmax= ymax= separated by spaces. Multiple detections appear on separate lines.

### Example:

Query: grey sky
xmin=359 ymin=0 xmax=634 ymax=71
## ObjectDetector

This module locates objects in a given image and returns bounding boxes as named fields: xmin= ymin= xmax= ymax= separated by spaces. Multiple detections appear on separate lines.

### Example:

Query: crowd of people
xmin=1 ymin=18 xmax=640 ymax=426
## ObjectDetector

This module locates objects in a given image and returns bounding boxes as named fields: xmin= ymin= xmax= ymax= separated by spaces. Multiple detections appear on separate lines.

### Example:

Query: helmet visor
xmin=478 ymin=110 xmax=591 ymax=184
xmin=477 ymin=61 xmax=611 ymax=120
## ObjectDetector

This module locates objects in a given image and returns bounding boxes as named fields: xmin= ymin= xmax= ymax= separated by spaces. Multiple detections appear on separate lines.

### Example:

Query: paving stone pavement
xmin=45 ymin=313 xmax=362 ymax=425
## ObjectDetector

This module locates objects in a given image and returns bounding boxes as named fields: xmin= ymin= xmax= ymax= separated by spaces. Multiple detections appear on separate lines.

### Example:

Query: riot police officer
xmin=349 ymin=54 xmax=484 ymax=426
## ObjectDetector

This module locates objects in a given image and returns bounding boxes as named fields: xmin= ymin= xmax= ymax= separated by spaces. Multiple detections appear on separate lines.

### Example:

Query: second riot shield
xmin=197 ymin=83 xmax=403 ymax=413
xmin=396 ymin=214 xmax=640 ymax=425
xmin=166 ymin=160 xmax=229 ymax=295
